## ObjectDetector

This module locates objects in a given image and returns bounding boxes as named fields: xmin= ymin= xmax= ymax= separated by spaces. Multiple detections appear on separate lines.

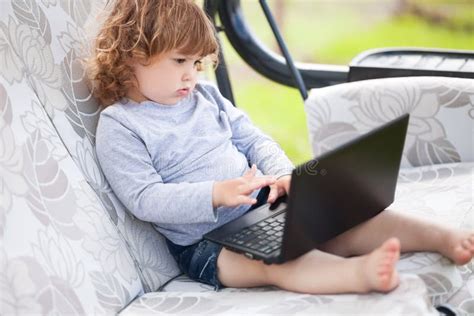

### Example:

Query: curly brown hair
xmin=87 ymin=0 xmax=219 ymax=106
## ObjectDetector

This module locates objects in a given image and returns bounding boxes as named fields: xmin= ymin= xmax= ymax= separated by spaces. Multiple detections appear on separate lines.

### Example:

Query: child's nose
xmin=182 ymin=66 xmax=197 ymax=81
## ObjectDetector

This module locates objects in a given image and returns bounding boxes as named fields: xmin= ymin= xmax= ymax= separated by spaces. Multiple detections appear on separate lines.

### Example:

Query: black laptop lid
xmin=281 ymin=114 xmax=410 ymax=261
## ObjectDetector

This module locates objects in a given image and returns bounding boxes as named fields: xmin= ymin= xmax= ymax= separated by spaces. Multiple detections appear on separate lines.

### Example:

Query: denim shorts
xmin=166 ymin=186 xmax=270 ymax=290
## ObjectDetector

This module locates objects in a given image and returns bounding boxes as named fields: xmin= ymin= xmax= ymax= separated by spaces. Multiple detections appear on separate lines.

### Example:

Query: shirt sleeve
xmin=95 ymin=108 xmax=217 ymax=224
xmin=204 ymin=83 xmax=294 ymax=177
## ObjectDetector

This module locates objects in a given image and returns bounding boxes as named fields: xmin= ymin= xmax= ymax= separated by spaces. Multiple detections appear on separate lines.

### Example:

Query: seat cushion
xmin=156 ymin=162 xmax=473 ymax=314
xmin=120 ymin=274 xmax=437 ymax=315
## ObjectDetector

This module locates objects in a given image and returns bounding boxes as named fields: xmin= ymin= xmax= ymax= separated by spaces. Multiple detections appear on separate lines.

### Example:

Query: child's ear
xmin=127 ymin=54 xmax=150 ymax=67
xmin=203 ymin=54 xmax=219 ymax=70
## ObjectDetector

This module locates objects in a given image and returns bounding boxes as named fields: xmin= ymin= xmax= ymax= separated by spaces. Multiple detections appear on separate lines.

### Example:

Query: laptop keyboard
xmin=223 ymin=213 xmax=286 ymax=255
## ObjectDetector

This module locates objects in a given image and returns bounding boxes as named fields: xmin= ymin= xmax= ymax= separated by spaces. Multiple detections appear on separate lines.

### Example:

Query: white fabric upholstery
xmin=0 ymin=0 xmax=472 ymax=314
xmin=304 ymin=77 xmax=474 ymax=167
xmin=0 ymin=65 xmax=143 ymax=314
xmin=0 ymin=0 xmax=180 ymax=298
xmin=121 ymin=275 xmax=437 ymax=315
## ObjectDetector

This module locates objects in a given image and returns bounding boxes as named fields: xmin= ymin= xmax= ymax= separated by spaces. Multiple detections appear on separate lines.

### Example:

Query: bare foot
xmin=443 ymin=231 xmax=474 ymax=265
xmin=362 ymin=238 xmax=401 ymax=293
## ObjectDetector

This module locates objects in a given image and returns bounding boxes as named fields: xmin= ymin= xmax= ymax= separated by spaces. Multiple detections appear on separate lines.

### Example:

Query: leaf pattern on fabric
xmin=41 ymin=0 xmax=57 ymax=8
xmin=398 ymin=164 xmax=457 ymax=184
xmin=0 ymin=250 xmax=86 ymax=315
xmin=419 ymin=272 xmax=454 ymax=306
xmin=305 ymin=77 xmax=472 ymax=167
xmin=311 ymin=121 xmax=360 ymax=156
xmin=0 ymin=84 xmax=28 ymax=235
xmin=125 ymin=276 xmax=438 ymax=315
xmin=57 ymin=22 xmax=89 ymax=58
xmin=304 ymin=98 xmax=361 ymax=156
xmin=31 ymin=227 xmax=85 ymax=288
xmin=74 ymin=138 xmax=118 ymax=224
xmin=61 ymin=49 xmax=100 ymax=144
xmin=21 ymin=101 xmax=67 ymax=161
xmin=456 ymin=298 xmax=474 ymax=315
xmin=23 ymin=256 xmax=86 ymax=315
xmin=346 ymin=82 xmax=453 ymax=167
xmin=0 ymin=82 xmax=12 ymax=130
xmin=0 ymin=19 xmax=24 ymax=84
xmin=0 ymin=250 xmax=43 ymax=315
xmin=408 ymin=137 xmax=461 ymax=166
xmin=1 ymin=0 xmax=148 ymax=313
xmin=8 ymin=0 xmax=181 ymax=293
xmin=420 ymin=80 xmax=474 ymax=109
xmin=447 ymin=275 xmax=474 ymax=316
xmin=23 ymin=129 xmax=82 ymax=240
xmin=60 ymin=0 xmax=91 ymax=27
xmin=74 ymin=182 xmax=138 ymax=284
xmin=123 ymin=214 xmax=180 ymax=292
xmin=58 ymin=30 xmax=120 ymax=226
xmin=90 ymin=271 xmax=133 ymax=313
xmin=12 ymin=0 xmax=52 ymax=44
xmin=127 ymin=295 xmax=234 ymax=314
xmin=6 ymin=18 xmax=67 ymax=115
xmin=349 ymin=84 xmax=416 ymax=126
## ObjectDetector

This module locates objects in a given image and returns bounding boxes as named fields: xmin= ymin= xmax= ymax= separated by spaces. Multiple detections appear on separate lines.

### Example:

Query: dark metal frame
xmin=349 ymin=47 xmax=474 ymax=81
xmin=203 ymin=0 xmax=348 ymax=104
xmin=204 ymin=0 xmax=473 ymax=107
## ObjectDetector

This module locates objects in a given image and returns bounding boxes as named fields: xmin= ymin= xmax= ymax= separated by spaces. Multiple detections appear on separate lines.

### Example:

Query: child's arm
xmin=96 ymin=111 xmax=220 ymax=225
xmin=202 ymin=83 xmax=294 ymax=179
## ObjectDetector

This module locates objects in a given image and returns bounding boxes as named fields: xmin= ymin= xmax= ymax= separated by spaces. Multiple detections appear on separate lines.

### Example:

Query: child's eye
xmin=175 ymin=58 xmax=186 ymax=64
xmin=194 ymin=60 xmax=203 ymax=70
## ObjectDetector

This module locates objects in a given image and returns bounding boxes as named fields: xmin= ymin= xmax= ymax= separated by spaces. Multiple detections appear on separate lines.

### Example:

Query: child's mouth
xmin=177 ymin=88 xmax=190 ymax=96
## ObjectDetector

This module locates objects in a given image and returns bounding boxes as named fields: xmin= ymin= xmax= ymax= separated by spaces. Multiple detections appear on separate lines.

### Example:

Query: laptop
xmin=204 ymin=113 xmax=410 ymax=264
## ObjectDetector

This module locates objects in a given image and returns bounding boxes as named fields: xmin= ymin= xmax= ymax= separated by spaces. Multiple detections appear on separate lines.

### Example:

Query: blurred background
xmin=204 ymin=0 xmax=474 ymax=165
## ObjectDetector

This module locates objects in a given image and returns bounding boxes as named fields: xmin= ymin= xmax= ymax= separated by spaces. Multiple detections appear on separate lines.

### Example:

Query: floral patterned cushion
xmin=120 ymin=274 xmax=438 ymax=315
xmin=0 ymin=70 xmax=144 ymax=314
xmin=395 ymin=162 xmax=473 ymax=315
xmin=304 ymin=76 xmax=474 ymax=167
xmin=1 ymin=0 xmax=472 ymax=314
xmin=0 ymin=0 xmax=180 ymax=295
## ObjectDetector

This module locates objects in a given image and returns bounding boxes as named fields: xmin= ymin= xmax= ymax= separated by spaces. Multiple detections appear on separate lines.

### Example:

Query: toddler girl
xmin=90 ymin=0 xmax=474 ymax=294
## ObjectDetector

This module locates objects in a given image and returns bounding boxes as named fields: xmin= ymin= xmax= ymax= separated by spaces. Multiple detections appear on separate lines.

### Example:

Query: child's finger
xmin=243 ymin=164 xmax=257 ymax=178
xmin=267 ymin=184 xmax=279 ymax=203
xmin=244 ymin=177 xmax=276 ymax=193
xmin=237 ymin=195 xmax=257 ymax=205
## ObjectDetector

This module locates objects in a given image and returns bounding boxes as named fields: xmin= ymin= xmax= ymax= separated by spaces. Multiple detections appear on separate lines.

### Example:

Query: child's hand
xmin=267 ymin=175 xmax=291 ymax=204
xmin=212 ymin=164 xmax=276 ymax=208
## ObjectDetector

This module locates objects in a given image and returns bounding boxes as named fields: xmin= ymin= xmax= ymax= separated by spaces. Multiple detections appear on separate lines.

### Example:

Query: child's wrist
xmin=276 ymin=173 xmax=292 ymax=180
xmin=212 ymin=181 xmax=222 ymax=208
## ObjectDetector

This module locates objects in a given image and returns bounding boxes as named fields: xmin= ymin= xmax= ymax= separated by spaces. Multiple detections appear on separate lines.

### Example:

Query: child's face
xmin=130 ymin=50 xmax=203 ymax=105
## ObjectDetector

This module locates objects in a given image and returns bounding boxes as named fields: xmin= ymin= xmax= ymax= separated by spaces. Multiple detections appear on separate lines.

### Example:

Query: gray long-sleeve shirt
xmin=95 ymin=82 xmax=294 ymax=245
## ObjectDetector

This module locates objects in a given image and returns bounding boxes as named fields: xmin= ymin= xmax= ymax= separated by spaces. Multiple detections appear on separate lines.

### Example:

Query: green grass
xmin=317 ymin=15 xmax=474 ymax=63
xmin=233 ymin=81 xmax=312 ymax=165
xmin=215 ymin=2 xmax=474 ymax=165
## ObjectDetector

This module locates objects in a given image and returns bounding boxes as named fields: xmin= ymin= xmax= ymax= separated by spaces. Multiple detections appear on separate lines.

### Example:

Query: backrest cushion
xmin=0 ymin=63 xmax=144 ymax=313
xmin=0 ymin=0 xmax=180 ymax=295
xmin=304 ymin=77 xmax=474 ymax=167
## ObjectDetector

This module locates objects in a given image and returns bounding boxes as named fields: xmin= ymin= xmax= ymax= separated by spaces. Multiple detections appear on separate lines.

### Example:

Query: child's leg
xmin=319 ymin=210 xmax=474 ymax=265
xmin=217 ymin=238 xmax=401 ymax=294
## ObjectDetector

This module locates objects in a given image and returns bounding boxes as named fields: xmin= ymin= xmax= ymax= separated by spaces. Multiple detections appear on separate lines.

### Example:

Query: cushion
xmin=0 ymin=0 xmax=180 ymax=293
xmin=304 ymin=77 xmax=474 ymax=167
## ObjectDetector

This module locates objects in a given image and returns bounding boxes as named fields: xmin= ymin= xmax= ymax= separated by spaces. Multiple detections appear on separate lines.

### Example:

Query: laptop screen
xmin=281 ymin=114 xmax=410 ymax=261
